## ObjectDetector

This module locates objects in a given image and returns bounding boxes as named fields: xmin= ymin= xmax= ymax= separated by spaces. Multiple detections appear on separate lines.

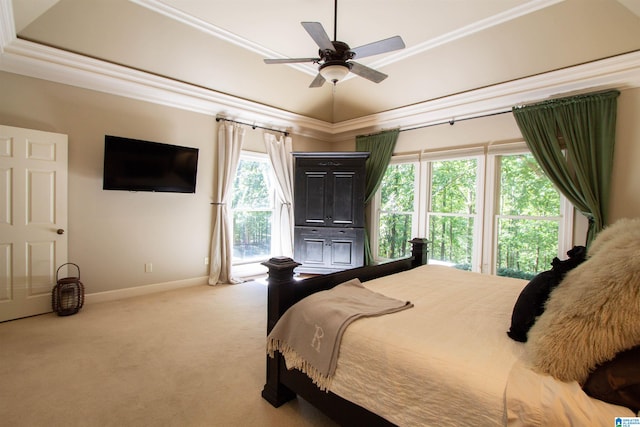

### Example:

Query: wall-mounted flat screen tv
xmin=103 ymin=135 xmax=199 ymax=193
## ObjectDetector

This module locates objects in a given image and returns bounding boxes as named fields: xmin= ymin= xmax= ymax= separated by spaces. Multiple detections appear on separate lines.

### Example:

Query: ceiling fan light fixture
xmin=319 ymin=63 xmax=350 ymax=84
xmin=263 ymin=2 xmax=405 ymax=88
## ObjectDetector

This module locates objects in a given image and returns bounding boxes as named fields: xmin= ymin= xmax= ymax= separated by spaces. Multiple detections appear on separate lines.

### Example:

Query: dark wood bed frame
xmin=261 ymin=238 xmax=430 ymax=426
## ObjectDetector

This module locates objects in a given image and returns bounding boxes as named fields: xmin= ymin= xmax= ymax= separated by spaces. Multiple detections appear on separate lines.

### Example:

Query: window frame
xmin=482 ymin=142 xmax=574 ymax=274
xmin=231 ymin=150 xmax=279 ymax=266
xmin=371 ymin=154 xmax=421 ymax=262
xmin=421 ymin=147 xmax=485 ymax=270
xmin=372 ymin=142 xmax=575 ymax=276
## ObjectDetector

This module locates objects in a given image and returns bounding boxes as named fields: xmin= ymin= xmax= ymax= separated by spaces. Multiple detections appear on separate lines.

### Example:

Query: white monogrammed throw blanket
xmin=266 ymin=278 xmax=413 ymax=391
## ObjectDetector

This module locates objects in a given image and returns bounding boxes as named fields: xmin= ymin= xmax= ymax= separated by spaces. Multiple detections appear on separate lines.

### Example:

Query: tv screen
xmin=103 ymin=135 xmax=199 ymax=193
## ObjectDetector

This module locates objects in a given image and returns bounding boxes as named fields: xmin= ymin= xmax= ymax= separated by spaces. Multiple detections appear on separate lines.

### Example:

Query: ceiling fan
xmin=263 ymin=0 xmax=405 ymax=88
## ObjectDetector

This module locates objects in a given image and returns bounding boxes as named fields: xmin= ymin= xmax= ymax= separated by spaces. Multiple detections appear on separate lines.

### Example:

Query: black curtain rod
xmin=400 ymin=109 xmax=512 ymax=133
xmin=216 ymin=108 xmax=512 ymax=138
xmin=215 ymin=117 xmax=289 ymax=136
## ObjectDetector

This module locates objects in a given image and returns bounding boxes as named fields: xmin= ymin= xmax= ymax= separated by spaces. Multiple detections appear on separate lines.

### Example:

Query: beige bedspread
xmin=323 ymin=265 xmax=633 ymax=426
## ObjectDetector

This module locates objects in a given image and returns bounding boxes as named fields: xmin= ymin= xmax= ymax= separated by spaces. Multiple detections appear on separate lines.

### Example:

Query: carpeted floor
xmin=0 ymin=281 xmax=338 ymax=427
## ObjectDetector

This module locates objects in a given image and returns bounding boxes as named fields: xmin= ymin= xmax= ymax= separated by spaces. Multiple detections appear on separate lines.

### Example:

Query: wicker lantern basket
xmin=52 ymin=263 xmax=85 ymax=316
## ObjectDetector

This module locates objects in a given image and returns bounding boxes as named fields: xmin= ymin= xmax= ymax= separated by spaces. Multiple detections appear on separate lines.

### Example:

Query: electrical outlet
xmin=204 ymin=257 xmax=209 ymax=265
xmin=145 ymin=263 xmax=153 ymax=273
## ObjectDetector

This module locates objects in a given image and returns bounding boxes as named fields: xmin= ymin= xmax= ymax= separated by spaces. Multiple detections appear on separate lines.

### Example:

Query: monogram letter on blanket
xmin=267 ymin=278 xmax=413 ymax=391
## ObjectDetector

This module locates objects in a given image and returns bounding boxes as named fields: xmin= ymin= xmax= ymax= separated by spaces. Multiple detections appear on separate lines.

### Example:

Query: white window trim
xmin=421 ymin=149 xmax=485 ymax=271
xmin=373 ymin=140 xmax=574 ymax=275
xmin=371 ymin=155 xmax=421 ymax=262
xmin=231 ymin=151 xmax=279 ymax=268
xmin=421 ymin=146 xmax=485 ymax=161
xmin=482 ymin=144 xmax=574 ymax=274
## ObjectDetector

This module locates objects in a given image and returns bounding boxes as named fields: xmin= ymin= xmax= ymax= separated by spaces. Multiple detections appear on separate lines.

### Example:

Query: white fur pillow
xmin=526 ymin=218 xmax=640 ymax=384
xmin=587 ymin=217 xmax=640 ymax=258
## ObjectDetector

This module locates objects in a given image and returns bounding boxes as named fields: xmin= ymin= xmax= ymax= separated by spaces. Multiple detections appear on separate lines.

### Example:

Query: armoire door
xmin=327 ymin=169 xmax=364 ymax=227
xmin=294 ymin=168 xmax=328 ymax=226
xmin=293 ymin=227 xmax=364 ymax=273
xmin=293 ymin=153 xmax=367 ymax=228
xmin=0 ymin=125 xmax=68 ymax=322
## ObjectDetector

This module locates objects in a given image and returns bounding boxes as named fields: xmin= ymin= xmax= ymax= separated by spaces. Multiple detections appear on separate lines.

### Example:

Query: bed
xmin=261 ymin=222 xmax=640 ymax=426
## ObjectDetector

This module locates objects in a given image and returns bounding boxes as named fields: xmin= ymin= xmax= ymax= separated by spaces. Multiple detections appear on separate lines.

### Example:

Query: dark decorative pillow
xmin=583 ymin=345 xmax=640 ymax=413
xmin=507 ymin=245 xmax=586 ymax=342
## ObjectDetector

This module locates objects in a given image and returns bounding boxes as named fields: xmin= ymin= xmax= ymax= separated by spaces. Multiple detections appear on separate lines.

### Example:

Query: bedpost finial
xmin=409 ymin=238 xmax=430 ymax=267
xmin=262 ymin=257 xmax=301 ymax=286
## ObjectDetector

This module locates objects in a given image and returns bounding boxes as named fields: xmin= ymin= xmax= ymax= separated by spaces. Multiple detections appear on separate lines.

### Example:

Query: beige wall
xmin=0 ymin=71 xmax=330 ymax=295
xmin=1 ymin=72 xmax=214 ymax=294
xmin=1 ymin=71 xmax=639 ymax=296
xmin=610 ymin=87 xmax=640 ymax=220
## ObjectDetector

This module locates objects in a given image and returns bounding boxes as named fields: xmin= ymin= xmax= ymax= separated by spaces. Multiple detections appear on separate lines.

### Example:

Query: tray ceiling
xmin=9 ymin=0 xmax=640 ymax=127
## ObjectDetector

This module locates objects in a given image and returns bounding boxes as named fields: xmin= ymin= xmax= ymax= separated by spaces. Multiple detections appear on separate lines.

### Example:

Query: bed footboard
xmin=261 ymin=238 xmax=429 ymax=421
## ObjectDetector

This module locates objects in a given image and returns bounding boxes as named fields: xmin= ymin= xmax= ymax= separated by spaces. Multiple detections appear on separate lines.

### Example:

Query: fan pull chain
xmin=332 ymin=83 xmax=337 ymax=123
xmin=333 ymin=0 xmax=338 ymax=41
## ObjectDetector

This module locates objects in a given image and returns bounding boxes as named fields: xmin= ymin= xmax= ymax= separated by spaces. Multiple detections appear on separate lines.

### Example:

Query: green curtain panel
xmin=512 ymin=90 xmax=619 ymax=245
xmin=356 ymin=129 xmax=400 ymax=264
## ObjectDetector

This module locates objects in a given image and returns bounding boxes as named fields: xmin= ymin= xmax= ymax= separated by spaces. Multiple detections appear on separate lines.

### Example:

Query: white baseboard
xmin=84 ymin=276 xmax=208 ymax=304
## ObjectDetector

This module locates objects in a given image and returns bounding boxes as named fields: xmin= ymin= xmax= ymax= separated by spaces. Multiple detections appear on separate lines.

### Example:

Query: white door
xmin=0 ymin=125 xmax=68 ymax=322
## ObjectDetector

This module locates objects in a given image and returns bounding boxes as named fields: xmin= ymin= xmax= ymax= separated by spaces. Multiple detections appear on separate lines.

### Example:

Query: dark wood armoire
xmin=292 ymin=152 xmax=369 ymax=274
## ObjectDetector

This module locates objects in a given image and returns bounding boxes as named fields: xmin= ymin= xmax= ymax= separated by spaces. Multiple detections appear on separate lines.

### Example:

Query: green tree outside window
xmin=377 ymin=163 xmax=415 ymax=260
xmin=232 ymin=157 xmax=273 ymax=262
xmin=496 ymin=154 xmax=561 ymax=279
xmin=428 ymin=158 xmax=477 ymax=270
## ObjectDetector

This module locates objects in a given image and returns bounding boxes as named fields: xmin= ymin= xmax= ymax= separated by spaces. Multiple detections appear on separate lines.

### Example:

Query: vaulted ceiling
xmin=5 ymin=0 xmax=640 ymax=137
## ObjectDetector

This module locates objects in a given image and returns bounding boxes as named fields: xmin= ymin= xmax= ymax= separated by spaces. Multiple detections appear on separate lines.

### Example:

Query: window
xmin=492 ymin=152 xmax=565 ymax=279
xmin=231 ymin=153 xmax=275 ymax=264
xmin=427 ymin=157 xmax=480 ymax=270
xmin=373 ymin=143 xmax=573 ymax=278
xmin=374 ymin=159 xmax=418 ymax=261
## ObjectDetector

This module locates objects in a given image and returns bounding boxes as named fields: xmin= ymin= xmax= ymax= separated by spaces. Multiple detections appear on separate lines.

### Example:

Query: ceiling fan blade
xmin=309 ymin=73 xmax=326 ymax=88
xmin=350 ymin=62 xmax=388 ymax=83
xmin=264 ymin=57 xmax=319 ymax=64
xmin=301 ymin=22 xmax=335 ymax=52
xmin=350 ymin=36 xmax=405 ymax=60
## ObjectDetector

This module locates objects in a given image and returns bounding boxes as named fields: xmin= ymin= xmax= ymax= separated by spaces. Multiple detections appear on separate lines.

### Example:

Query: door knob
xmin=57 ymin=229 xmax=65 ymax=235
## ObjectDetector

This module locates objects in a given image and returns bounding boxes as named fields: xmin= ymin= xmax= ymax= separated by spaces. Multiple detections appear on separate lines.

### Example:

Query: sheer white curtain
xmin=263 ymin=132 xmax=294 ymax=257
xmin=209 ymin=122 xmax=245 ymax=285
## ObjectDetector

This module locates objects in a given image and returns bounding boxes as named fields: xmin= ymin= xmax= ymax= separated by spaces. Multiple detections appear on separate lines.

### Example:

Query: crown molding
xmin=1 ymin=0 xmax=639 ymax=142
xmin=131 ymin=0 xmax=563 ymax=83
xmin=0 ymin=37 xmax=335 ymax=139
xmin=330 ymin=50 xmax=640 ymax=141
xmin=129 ymin=0 xmax=319 ymax=77
xmin=0 ymin=0 xmax=15 ymax=49
xmin=370 ymin=0 xmax=564 ymax=71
